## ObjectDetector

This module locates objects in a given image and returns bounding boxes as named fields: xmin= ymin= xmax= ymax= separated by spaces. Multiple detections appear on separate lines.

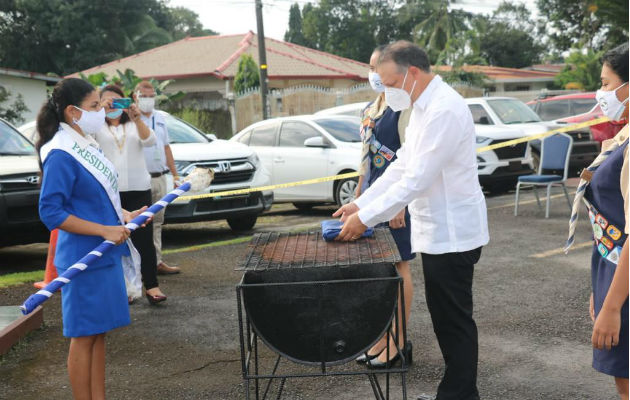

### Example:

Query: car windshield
xmin=313 ymin=117 xmax=361 ymax=142
xmin=162 ymin=113 xmax=209 ymax=144
xmin=487 ymin=99 xmax=542 ymax=124
xmin=0 ymin=120 xmax=35 ymax=155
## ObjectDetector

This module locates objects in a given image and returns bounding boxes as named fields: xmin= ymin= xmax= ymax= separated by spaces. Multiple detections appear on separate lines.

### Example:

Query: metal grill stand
xmin=236 ymin=230 xmax=409 ymax=399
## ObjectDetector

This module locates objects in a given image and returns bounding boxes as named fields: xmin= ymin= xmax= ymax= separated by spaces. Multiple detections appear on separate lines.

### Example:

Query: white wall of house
xmin=0 ymin=75 xmax=50 ymax=123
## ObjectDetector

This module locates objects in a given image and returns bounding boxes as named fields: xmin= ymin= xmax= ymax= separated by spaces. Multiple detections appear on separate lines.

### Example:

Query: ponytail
xmin=35 ymin=97 xmax=62 ymax=155
xmin=35 ymin=78 xmax=95 ymax=161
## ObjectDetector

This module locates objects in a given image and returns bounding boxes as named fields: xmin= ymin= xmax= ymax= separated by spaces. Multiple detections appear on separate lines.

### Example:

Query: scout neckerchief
xmin=360 ymin=94 xmax=388 ymax=176
xmin=40 ymin=123 xmax=143 ymax=297
xmin=565 ymin=125 xmax=628 ymax=252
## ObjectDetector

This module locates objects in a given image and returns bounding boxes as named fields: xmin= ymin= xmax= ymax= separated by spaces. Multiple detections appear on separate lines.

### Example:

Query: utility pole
xmin=255 ymin=0 xmax=270 ymax=120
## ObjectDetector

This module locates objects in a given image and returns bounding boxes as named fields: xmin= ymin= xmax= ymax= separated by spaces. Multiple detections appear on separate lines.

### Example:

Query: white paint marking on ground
xmin=529 ymin=241 xmax=592 ymax=258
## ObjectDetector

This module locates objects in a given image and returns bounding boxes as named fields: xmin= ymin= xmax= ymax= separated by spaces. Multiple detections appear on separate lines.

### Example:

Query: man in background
xmin=135 ymin=81 xmax=181 ymax=275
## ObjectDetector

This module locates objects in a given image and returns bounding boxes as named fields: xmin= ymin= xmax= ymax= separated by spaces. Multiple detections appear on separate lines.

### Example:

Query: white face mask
xmin=137 ymin=96 xmax=155 ymax=113
xmin=384 ymin=69 xmax=417 ymax=112
xmin=596 ymin=82 xmax=628 ymax=121
xmin=73 ymin=106 xmax=105 ymax=136
xmin=368 ymin=71 xmax=385 ymax=93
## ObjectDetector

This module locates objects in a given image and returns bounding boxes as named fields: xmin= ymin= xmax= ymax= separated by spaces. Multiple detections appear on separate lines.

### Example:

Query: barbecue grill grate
xmin=238 ymin=228 xmax=401 ymax=271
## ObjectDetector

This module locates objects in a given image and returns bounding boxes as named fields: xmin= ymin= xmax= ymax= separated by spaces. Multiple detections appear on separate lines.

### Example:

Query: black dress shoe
xmin=367 ymin=341 xmax=412 ymax=369
xmin=355 ymin=350 xmax=383 ymax=363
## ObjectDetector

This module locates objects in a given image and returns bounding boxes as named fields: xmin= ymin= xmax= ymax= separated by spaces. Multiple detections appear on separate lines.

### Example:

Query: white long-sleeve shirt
xmin=355 ymin=75 xmax=489 ymax=255
xmin=96 ymin=121 xmax=156 ymax=192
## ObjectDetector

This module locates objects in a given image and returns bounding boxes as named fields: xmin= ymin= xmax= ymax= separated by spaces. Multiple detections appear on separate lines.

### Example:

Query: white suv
xmin=19 ymin=112 xmax=273 ymax=231
xmin=157 ymin=112 xmax=272 ymax=231
xmin=231 ymin=115 xmax=362 ymax=208
xmin=314 ymin=102 xmax=533 ymax=191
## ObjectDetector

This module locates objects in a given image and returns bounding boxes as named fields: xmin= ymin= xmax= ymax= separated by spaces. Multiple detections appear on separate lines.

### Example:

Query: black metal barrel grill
xmin=236 ymin=229 xmax=409 ymax=399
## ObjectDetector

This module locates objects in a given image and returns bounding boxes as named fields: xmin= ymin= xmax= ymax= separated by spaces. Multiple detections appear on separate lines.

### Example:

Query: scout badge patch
xmin=606 ymin=225 xmax=622 ymax=241
xmin=373 ymin=154 xmax=386 ymax=168
xmin=606 ymin=246 xmax=622 ymax=264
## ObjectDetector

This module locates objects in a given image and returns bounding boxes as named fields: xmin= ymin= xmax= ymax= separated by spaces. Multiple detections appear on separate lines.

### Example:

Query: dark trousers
xmin=120 ymin=189 xmax=158 ymax=290
xmin=421 ymin=247 xmax=482 ymax=400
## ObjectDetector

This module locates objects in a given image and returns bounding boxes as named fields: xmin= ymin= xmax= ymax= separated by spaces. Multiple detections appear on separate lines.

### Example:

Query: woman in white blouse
xmin=96 ymin=85 xmax=167 ymax=305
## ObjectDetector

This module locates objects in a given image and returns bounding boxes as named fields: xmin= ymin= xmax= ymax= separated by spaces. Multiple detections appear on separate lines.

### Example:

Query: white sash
xmin=41 ymin=125 xmax=143 ymax=299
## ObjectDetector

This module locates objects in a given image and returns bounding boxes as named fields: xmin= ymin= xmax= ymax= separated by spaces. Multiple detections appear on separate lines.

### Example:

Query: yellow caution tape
xmin=176 ymin=117 xmax=610 ymax=202
xmin=176 ymin=172 xmax=359 ymax=201
xmin=476 ymin=116 xmax=609 ymax=153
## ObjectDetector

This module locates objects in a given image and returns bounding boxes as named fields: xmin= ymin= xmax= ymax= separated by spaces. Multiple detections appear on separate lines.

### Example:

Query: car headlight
xmin=475 ymin=136 xmax=491 ymax=144
xmin=247 ymin=153 xmax=260 ymax=167
xmin=174 ymin=160 xmax=192 ymax=176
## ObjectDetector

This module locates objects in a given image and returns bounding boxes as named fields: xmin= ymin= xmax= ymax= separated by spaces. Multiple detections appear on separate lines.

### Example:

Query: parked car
xmin=475 ymin=124 xmax=534 ymax=192
xmin=314 ymin=102 xmax=368 ymax=118
xmin=466 ymin=96 xmax=599 ymax=171
xmin=231 ymin=115 xmax=362 ymax=208
xmin=19 ymin=112 xmax=273 ymax=232
xmin=527 ymin=92 xmax=626 ymax=142
xmin=156 ymin=111 xmax=273 ymax=231
xmin=316 ymin=101 xmax=533 ymax=191
xmin=0 ymin=118 xmax=48 ymax=246
xmin=526 ymin=92 xmax=597 ymax=121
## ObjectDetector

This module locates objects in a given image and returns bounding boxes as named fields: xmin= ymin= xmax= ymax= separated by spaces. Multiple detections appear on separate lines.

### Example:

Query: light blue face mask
xmin=106 ymin=109 xmax=123 ymax=119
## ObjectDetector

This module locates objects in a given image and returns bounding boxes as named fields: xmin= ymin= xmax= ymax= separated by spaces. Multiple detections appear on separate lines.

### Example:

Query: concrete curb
xmin=0 ymin=305 xmax=43 ymax=355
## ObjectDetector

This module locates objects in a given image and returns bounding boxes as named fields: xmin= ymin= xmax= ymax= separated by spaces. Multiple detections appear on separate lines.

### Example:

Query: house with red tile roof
xmin=73 ymin=31 xmax=560 ymax=100
xmin=435 ymin=65 xmax=558 ymax=92
xmin=72 ymin=31 xmax=369 ymax=97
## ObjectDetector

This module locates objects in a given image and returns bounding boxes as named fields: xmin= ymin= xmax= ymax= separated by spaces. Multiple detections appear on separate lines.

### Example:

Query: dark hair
xmin=36 ymin=78 xmax=95 ymax=154
xmin=378 ymin=40 xmax=431 ymax=73
xmin=602 ymin=43 xmax=629 ymax=83
xmin=100 ymin=84 xmax=130 ymax=124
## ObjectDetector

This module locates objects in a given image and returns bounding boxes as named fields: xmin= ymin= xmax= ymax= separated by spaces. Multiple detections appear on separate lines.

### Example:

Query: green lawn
xmin=0 ymin=271 xmax=44 ymax=288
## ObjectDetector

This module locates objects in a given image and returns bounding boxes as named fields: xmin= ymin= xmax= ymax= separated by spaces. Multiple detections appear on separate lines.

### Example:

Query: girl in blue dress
xmin=567 ymin=43 xmax=629 ymax=399
xmin=355 ymin=46 xmax=415 ymax=368
xmin=36 ymin=78 xmax=146 ymax=399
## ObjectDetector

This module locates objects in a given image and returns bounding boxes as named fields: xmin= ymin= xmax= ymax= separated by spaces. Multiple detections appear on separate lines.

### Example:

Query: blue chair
xmin=514 ymin=133 xmax=573 ymax=218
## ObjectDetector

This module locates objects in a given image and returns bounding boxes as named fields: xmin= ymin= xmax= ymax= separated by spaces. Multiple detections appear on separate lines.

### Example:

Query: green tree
xmin=554 ymin=50 xmax=603 ymax=91
xmin=284 ymin=3 xmax=306 ymax=45
xmin=536 ymin=0 xmax=628 ymax=52
xmin=480 ymin=24 xmax=542 ymax=68
xmin=439 ymin=68 xmax=487 ymax=87
xmin=159 ymin=6 xmax=218 ymax=40
xmin=233 ymin=54 xmax=260 ymax=94
xmin=0 ymin=0 xmax=217 ymax=76
xmin=400 ymin=0 xmax=470 ymax=64
xmin=0 ymin=86 xmax=29 ymax=125
xmin=80 ymin=68 xmax=184 ymax=104
xmin=301 ymin=0 xmax=398 ymax=63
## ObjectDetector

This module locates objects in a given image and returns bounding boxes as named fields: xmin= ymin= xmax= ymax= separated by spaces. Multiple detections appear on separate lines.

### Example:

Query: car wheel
xmin=227 ymin=215 xmax=258 ymax=231
xmin=293 ymin=202 xmax=316 ymax=210
xmin=335 ymin=177 xmax=358 ymax=207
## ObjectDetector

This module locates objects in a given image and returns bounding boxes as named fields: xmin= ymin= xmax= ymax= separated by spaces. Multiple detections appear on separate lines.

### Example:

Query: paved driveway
xmin=0 ymin=186 xmax=617 ymax=399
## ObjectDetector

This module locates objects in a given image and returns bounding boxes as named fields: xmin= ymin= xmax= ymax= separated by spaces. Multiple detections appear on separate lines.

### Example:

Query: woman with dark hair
xmin=37 ymin=77 xmax=147 ymax=399
xmin=566 ymin=42 xmax=629 ymax=399
xmin=94 ymin=85 xmax=166 ymax=305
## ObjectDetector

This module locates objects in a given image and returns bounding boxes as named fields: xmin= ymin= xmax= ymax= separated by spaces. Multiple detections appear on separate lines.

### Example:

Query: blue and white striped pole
xmin=20 ymin=182 xmax=192 ymax=315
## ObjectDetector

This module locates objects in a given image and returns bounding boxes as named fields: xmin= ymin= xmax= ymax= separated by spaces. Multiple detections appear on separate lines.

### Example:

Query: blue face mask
xmin=106 ymin=109 xmax=123 ymax=119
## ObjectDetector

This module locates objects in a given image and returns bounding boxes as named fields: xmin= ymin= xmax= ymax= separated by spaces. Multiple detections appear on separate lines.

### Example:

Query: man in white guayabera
xmin=334 ymin=40 xmax=489 ymax=400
